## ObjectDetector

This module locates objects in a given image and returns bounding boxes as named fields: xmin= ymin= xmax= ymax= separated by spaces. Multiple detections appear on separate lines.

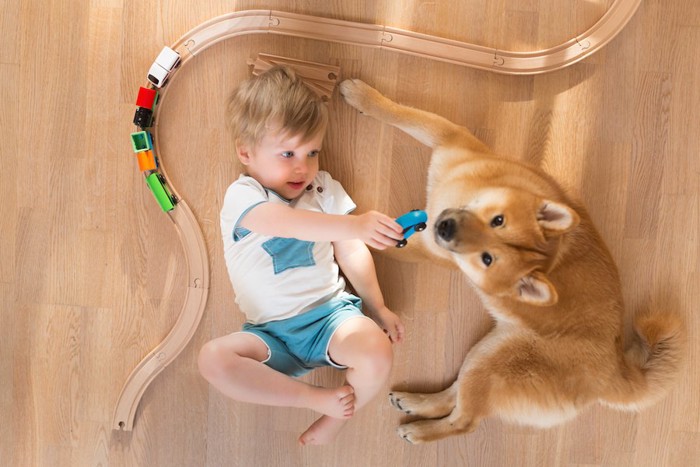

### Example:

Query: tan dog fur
xmin=339 ymin=79 xmax=686 ymax=444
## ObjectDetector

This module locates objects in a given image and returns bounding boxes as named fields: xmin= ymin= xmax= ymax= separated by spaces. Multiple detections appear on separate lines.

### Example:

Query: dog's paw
xmin=396 ymin=422 xmax=427 ymax=444
xmin=396 ymin=424 xmax=417 ymax=444
xmin=389 ymin=392 xmax=412 ymax=414
xmin=339 ymin=79 xmax=385 ymax=116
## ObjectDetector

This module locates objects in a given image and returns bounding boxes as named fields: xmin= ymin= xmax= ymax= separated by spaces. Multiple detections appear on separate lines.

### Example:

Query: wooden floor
xmin=2 ymin=0 xmax=699 ymax=465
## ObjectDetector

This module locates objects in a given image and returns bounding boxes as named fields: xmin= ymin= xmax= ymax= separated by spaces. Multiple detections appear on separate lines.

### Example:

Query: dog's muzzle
xmin=434 ymin=208 xmax=465 ymax=244
xmin=436 ymin=217 xmax=457 ymax=241
xmin=434 ymin=208 xmax=482 ymax=248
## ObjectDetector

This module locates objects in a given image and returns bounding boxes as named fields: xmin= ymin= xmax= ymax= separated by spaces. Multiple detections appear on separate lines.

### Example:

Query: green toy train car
xmin=145 ymin=173 xmax=176 ymax=212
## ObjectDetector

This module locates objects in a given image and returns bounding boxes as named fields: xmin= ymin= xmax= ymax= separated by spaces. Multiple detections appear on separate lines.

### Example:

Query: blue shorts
xmin=240 ymin=294 xmax=370 ymax=377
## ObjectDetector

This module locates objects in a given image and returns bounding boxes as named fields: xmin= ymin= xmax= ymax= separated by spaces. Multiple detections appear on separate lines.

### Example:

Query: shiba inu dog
xmin=339 ymin=79 xmax=685 ymax=444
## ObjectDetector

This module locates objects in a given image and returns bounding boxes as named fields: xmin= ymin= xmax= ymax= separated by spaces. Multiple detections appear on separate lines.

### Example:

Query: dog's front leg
xmin=340 ymin=78 xmax=490 ymax=153
xmin=373 ymin=235 xmax=456 ymax=266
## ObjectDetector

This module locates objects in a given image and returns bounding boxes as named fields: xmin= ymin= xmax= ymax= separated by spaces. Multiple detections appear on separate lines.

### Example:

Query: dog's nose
xmin=437 ymin=218 xmax=456 ymax=241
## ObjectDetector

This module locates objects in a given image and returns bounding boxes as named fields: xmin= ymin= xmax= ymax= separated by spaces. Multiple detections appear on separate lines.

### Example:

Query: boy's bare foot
xmin=301 ymin=385 xmax=355 ymax=419
xmin=298 ymin=415 xmax=347 ymax=446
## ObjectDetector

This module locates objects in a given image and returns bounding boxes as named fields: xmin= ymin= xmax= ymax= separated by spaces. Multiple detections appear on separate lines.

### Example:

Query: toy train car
xmin=133 ymin=86 xmax=159 ymax=129
xmin=136 ymin=86 xmax=158 ymax=109
xmin=130 ymin=131 xmax=158 ymax=171
xmin=147 ymin=47 xmax=181 ymax=88
xmin=130 ymin=130 xmax=153 ymax=152
xmin=136 ymin=150 xmax=157 ymax=172
xmin=146 ymin=173 xmax=176 ymax=212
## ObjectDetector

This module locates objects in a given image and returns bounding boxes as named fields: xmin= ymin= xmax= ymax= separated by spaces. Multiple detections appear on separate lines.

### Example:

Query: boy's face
xmin=237 ymin=128 xmax=324 ymax=200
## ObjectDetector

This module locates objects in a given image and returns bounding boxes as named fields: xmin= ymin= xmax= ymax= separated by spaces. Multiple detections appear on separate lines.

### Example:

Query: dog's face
xmin=433 ymin=187 xmax=579 ymax=306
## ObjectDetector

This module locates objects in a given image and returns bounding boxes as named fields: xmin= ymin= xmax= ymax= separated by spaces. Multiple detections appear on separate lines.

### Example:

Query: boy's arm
xmin=240 ymin=202 xmax=403 ymax=250
xmin=333 ymin=239 xmax=405 ymax=343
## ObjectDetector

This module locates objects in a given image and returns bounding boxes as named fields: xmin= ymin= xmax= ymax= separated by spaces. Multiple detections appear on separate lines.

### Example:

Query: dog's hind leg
xmin=396 ymin=409 xmax=483 ymax=444
xmin=394 ymin=372 xmax=489 ymax=444
xmin=391 ymin=352 xmax=499 ymax=444
xmin=387 ymin=321 xmax=512 ymax=424
xmin=340 ymin=79 xmax=490 ymax=153
xmin=394 ymin=331 xmax=561 ymax=443
xmin=389 ymin=383 xmax=457 ymax=419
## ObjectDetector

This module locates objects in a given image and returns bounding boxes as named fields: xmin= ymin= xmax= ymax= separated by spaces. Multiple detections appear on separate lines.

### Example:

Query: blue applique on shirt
xmin=262 ymin=238 xmax=316 ymax=274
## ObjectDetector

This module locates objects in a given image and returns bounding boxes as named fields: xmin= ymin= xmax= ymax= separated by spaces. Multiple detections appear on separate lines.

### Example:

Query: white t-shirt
xmin=220 ymin=171 xmax=357 ymax=324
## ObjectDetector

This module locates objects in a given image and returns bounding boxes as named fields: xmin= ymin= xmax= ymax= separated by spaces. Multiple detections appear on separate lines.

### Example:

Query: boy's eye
xmin=308 ymin=150 xmax=320 ymax=158
xmin=281 ymin=151 xmax=294 ymax=158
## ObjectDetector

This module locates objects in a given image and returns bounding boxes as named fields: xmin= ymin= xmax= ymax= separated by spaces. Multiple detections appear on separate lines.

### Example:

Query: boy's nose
xmin=294 ymin=159 xmax=309 ymax=173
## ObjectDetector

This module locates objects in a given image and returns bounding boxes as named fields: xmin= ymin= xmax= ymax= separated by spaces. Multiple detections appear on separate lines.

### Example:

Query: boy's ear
xmin=236 ymin=141 xmax=251 ymax=165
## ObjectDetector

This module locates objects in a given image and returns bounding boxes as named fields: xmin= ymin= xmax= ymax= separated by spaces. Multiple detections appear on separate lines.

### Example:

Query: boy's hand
xmin=372 ymin=306 xmax=405 ymax=344
xmin=353 ymin=211 xmax=403 ymax=250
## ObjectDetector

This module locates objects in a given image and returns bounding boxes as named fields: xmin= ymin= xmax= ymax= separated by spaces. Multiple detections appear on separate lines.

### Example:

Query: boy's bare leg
xmin=299 ymin=317 xmax=393 ymax=445
xmin=198 ymin=333 xmax=355 ymax=419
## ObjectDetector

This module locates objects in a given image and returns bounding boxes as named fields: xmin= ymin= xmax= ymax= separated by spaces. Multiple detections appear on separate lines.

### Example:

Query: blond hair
xmin=226 ymin=65 xmax=328 ymax=148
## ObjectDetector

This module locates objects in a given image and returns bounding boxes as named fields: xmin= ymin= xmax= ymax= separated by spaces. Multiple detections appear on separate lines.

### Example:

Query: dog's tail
xmin=602 ymin=311 xmax=686 ymax=411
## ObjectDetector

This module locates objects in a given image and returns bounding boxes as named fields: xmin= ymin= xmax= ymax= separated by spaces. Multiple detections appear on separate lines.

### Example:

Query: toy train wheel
xmin=415 ymin=222 xmax=427 ymax=232
xmin=396 ymin=239 xmax=408 ymax=248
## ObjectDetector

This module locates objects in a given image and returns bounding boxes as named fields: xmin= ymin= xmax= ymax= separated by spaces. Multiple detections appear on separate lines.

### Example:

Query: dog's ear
xmin=515 ymin=271 xmax=558 ymax=306
xmin=537 ymin=200 xmax=579 ymax=236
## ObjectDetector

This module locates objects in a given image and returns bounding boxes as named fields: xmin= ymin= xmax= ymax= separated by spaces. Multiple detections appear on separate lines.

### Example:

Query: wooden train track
xmin=113 ymin=3 xmax=642 ymax=431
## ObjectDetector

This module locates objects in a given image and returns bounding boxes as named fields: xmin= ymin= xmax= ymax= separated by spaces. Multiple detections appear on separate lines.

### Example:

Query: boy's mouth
xmin=287 ymin=181 xmax=306 ymax=190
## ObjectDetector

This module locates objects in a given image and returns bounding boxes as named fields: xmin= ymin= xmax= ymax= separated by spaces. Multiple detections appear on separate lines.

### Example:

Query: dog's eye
xmin=481 ymin=252 xmax=493 ymax=267
xmin=490 ymin=215 xmax=504 ymax=227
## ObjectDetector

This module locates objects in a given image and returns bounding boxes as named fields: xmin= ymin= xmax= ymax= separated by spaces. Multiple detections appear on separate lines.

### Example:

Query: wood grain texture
xmin=2 ymin=0 xmax=699 ymax=466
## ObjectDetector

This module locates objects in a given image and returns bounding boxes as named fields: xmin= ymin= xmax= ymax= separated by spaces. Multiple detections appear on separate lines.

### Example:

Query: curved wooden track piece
xmin=113 ymin=2 xmax=641 ymax=431
xmin=113 ymin=201 xmax=209 ymax=431
xmin=172 ymin=3 xmax=641 ymax=74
